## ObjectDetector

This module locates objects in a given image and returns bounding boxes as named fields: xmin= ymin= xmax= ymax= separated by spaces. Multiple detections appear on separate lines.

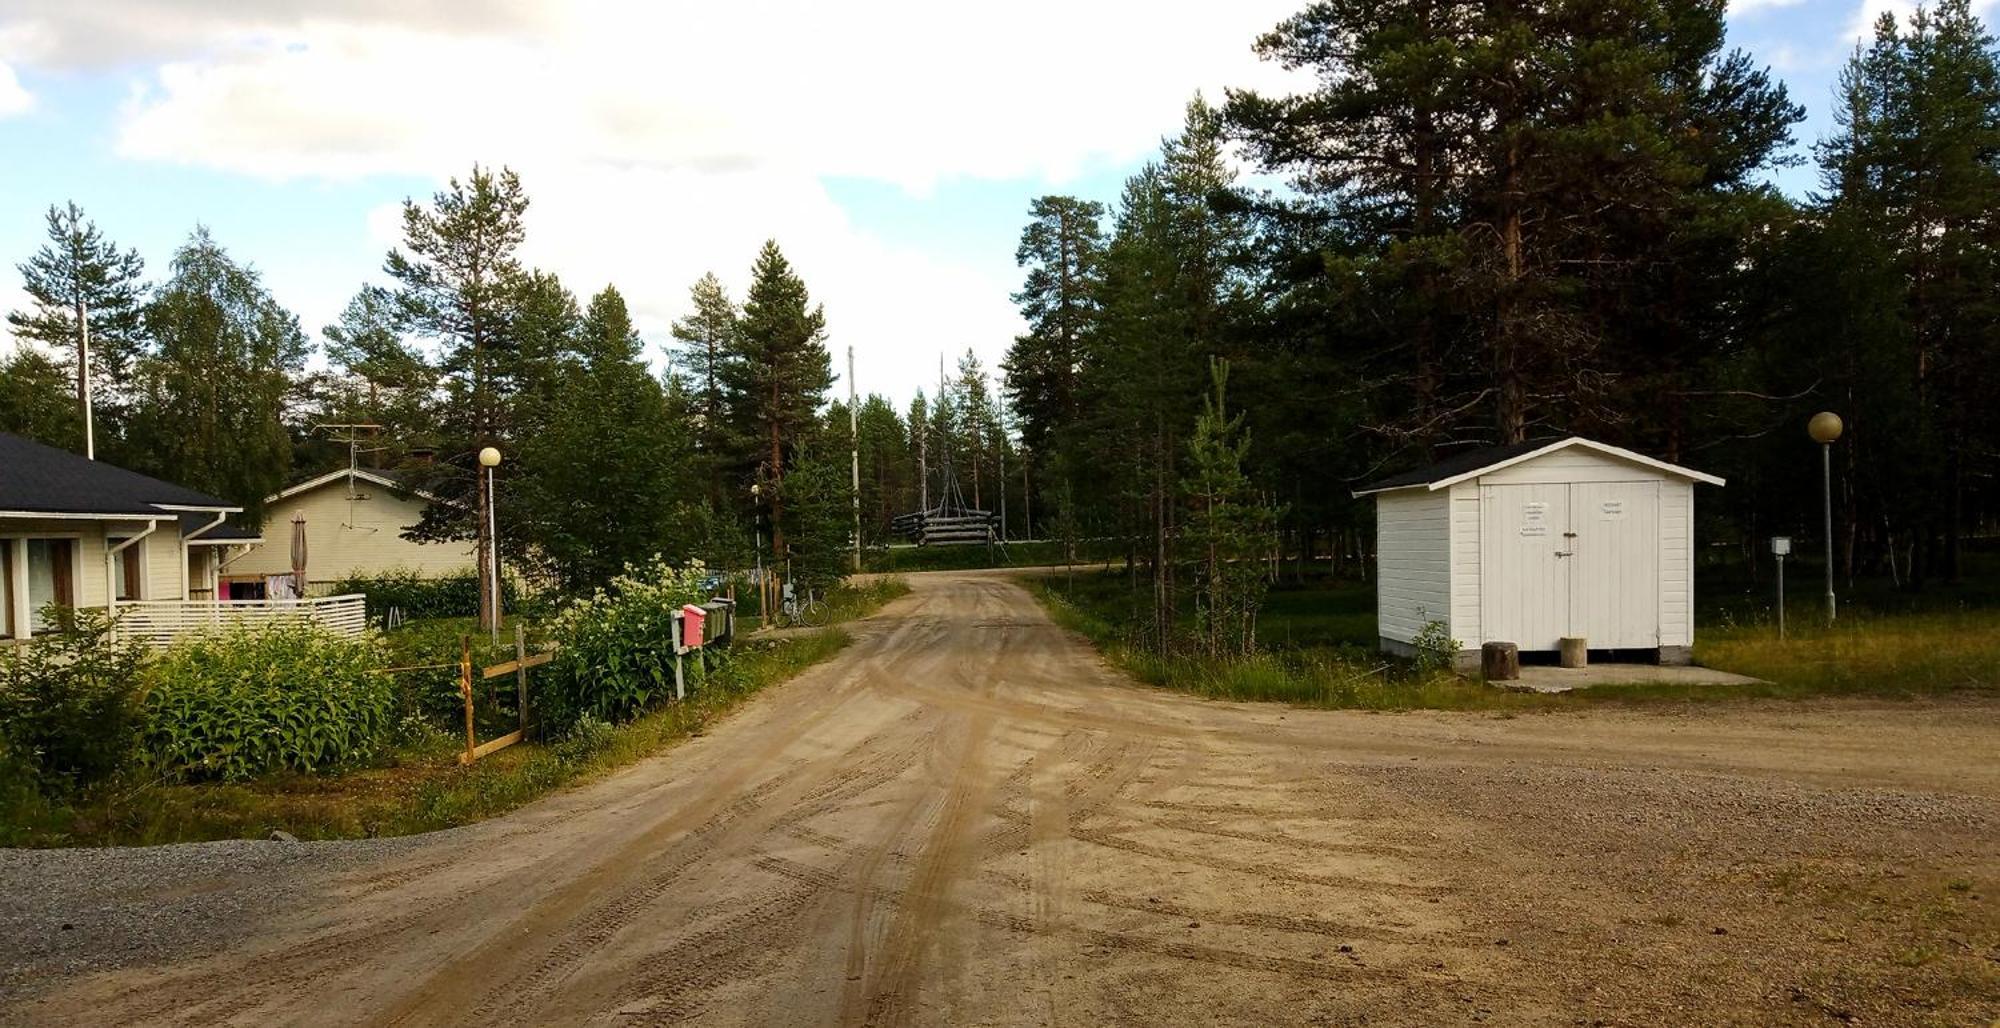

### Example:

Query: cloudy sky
xmin=0 ymin=0 xmax=1962 ymax=403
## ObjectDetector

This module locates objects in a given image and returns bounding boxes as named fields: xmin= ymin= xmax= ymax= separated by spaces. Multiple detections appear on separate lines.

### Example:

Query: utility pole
xmin=848 ymin=345 xmax=861 ymax=572
xmin=997 ymin=398 xmax=1008 ymax=543
xmin=77 ymin=295 xmax=94 ymax=460
xmin=1023 ymin=454 xmax=1031 ymax=541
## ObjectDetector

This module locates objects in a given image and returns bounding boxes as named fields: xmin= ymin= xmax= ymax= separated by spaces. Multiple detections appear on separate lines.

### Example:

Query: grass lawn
xmin=3 ymin=577 xmax=909 ymax=848
xmin=1031 ymin=564 xmax=2000 ymax=711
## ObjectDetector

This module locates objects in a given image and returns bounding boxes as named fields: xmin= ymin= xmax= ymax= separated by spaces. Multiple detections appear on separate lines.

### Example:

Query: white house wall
xmin=228 ymin=480 xmax=475 ymax=584
xmin=1448 ymin=482 xmax=1481 ymax=648
xmin=1375 ymin=488 xmax=1451 ymax=644
xmin=1660 ymin=478 xmax=1693 ymax=648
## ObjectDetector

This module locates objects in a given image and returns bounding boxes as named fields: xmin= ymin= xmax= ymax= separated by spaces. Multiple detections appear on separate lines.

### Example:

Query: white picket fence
xmin=112 ymin=594 xmax=369 ymax=648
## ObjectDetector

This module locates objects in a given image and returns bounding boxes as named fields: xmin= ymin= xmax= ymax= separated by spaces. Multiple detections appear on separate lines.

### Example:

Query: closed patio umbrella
xmin=290 ymin=514 xmax=308 ymax=598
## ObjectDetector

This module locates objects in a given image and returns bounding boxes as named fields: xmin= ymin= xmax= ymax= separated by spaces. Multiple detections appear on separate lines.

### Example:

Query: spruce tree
xmin=727 ymin=241 xmax=833 ymax=558
xmin=670 ymin=272 xmax=743 ymax=500
xmin=513 ymin=286 xmax=688 ymax=593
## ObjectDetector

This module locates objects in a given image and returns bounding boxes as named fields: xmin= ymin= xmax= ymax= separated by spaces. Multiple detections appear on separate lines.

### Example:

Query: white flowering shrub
xmin=542 ymin=557 xmax=711 ymax=728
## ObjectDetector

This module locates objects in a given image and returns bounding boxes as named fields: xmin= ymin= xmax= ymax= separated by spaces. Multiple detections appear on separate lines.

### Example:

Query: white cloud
xmin=0 ymin=59 xmax=31 ymax=118
xmin=6 ymin=0 xmax=1306 ymax=401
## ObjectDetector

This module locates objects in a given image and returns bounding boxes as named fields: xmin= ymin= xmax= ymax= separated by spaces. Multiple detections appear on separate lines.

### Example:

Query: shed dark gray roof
xmin=0 ymin=432 xmax=237 ymax=516
xmin=1356 ymin=439 xmax=1558 ymax=494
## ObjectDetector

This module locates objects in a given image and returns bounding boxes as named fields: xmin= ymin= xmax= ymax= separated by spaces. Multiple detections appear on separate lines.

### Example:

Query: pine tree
xmin=953 ymin=349 xmax=1000 ymax=509
xmin=1003 ymin=196 xmax=1105 ymax=463
xmin=384 ymin=164 xmax=531 ymax=626
xmin=1181 ymin=359 xmax=1279 ymax=658
xmin=384 ymin=164 xmax=530 ymax=449
xmin=728 ymin=241 xmax=833 ymax=558
xmin=670 ymin=272 xmax=740 ymax=457
xmin=319 ymin=285 xmax=434 ymax=466
xmin=1229 ymin=0 xmax=1800 ymax=445
xmin=1811 ymin=0 xmax=2000 ymax=585
xmin=6 ymin=202 xmax=148 ymax=457
xmin=129 ymin=228 xmax=306 ymax=518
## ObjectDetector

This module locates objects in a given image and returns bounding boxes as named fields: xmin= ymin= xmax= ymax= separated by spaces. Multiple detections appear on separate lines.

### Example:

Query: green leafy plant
xmin=140 ymin=627 xmax=395 ymax=781
xmin=0 ymin=606 xmax=146 ymax=793
xmin=1410 ymin=617 xmax=1460 ymax=675
xmin=541 ymin=557 xmax=711 ymax=729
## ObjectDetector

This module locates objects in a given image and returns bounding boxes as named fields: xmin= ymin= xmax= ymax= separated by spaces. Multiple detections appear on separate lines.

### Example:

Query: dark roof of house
xmin=0 ymin=432 xmax=238 ymax=516
xmin=1355 ymin=439 xmax=1560 ymax=494
xmin=178 ymin=511 xmax=262 ymax=542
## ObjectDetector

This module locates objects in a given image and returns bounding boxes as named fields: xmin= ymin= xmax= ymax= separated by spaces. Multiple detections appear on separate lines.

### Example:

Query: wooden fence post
xmin=460 ymin=635 xmax=475 ymax=764
xmin=514 ymin=622 xmax=530 ymax=734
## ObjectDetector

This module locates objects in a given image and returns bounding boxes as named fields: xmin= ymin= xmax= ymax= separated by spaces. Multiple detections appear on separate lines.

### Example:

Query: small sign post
xmin=1771 ymin=536 xmax=1792 ymax=639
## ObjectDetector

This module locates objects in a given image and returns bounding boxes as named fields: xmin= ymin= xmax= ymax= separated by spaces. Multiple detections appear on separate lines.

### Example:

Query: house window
xmin=109 ymin=537 xmax=144 ymax=601
xmin=26 ymin=538 xmax=76 ymax=634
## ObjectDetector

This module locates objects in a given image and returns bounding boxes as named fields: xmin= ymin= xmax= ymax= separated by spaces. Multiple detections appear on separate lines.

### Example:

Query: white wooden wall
xmin=1659 ymin=479 xmax=1693 ymax=647
xmin=1448 ymin=482 xmax=1481 ymax=648
xmin=228 ymin=479 xmax=475 ymax=582
xmin=1375 ymin=488 xmax=1451 ymax=644
xmin=1429 ymin=446 xmax=1702 ymax=652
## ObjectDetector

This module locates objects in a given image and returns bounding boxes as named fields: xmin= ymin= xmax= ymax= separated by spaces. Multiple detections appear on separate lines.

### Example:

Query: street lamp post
xmin=1807 ymin=412 xmax=1842 ymax=624
xmin=751 ymin=482 xmax=766 ymax=624
xmin=479 ymin=446 xmax=503 ymax=643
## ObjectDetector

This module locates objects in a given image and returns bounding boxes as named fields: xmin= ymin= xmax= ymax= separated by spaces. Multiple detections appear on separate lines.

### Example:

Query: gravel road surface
xmin=3 ymin=570 xmax=1995 ymax=1025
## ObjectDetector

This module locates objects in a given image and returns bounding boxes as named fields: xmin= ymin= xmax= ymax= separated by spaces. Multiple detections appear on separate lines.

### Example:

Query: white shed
xmin=1354 ymin=437 xmax=1723 ymax=667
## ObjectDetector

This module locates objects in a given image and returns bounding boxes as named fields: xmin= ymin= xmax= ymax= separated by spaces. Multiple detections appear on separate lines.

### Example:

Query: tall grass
xmin=1033 ymin=572 xmax=2000 ymax=711
xmin=1698 ymin=611 xmax=2000 ymax=698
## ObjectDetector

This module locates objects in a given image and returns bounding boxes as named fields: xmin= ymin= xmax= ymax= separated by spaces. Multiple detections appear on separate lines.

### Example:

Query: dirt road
xmin=4 ymin=571 xmax=1996 ymax=1026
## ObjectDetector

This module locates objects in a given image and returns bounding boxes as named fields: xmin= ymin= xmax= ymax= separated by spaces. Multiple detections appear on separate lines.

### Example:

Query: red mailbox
xmin=680 ymin=604 xmax=707 ymax=649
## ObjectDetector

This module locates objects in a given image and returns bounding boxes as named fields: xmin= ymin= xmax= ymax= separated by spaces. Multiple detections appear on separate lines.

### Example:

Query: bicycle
xmin=773 ymin=586 xmax=830 ymax=629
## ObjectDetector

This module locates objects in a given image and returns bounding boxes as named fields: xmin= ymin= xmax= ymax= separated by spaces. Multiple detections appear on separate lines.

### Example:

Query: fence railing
xmin=112 ymin=594 xmax=369 ymax=647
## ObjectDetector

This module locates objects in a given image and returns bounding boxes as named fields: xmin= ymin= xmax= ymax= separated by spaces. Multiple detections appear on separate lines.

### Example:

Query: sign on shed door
xmin=1480 ymin=483 xmax=1571 ymax=650
xmin=1481 ymin=481 xmax=1661 ymax=651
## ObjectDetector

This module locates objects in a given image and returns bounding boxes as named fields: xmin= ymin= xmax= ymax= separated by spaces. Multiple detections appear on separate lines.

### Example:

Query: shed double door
xmin=1479 ymin=481 xmax=1659 ymax=650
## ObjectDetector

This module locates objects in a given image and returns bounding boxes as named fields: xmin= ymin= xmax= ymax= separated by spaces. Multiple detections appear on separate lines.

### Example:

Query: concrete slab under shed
xmin=1492 ymin=663 xmax=1765 ymax=693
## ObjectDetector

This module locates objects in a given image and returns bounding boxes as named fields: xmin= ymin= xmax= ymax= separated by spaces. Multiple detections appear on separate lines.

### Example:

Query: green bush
xmin=379 ymin=618 xmax=519 ymax=731
xmin=328 ymin=568 xmax=520 ymax=624
xmin=0 ymin=607 xmax=146 ymax=793
xmin=542 ymin=557 xmax=709 ymax=729
xmin=140 ymin=627 xmax=395 ymax=781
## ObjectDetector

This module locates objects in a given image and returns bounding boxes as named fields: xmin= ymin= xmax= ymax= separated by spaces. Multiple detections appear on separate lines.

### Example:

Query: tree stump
xmin=1481 ymin=641 xmax=1520 ymax=682
xmin=1559 ymin=637 xmax=1588 ymax=669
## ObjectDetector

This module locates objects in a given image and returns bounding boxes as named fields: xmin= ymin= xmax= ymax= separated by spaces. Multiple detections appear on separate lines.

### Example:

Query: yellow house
xmin=1 ymin=431 xmax=259 ymax=642
xmin=222 ymin=468 xmax=474 ymax=596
